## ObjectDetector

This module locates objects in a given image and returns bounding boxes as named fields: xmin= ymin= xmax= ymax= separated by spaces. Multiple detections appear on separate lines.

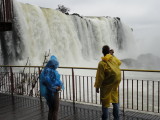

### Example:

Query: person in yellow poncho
xmin=94 ymin=45 xmax=121 ymax=120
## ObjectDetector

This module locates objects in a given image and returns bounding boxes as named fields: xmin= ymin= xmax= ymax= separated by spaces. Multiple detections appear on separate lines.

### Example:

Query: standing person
xmin=40 ymin=55 xmax=64 ymax=120
xmin=94 ymin=45 xmax=121 ymax=120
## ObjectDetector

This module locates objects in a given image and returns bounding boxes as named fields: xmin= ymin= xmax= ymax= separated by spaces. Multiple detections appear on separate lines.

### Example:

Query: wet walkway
xmin=0 ymin=93 xmax=160 ymax=120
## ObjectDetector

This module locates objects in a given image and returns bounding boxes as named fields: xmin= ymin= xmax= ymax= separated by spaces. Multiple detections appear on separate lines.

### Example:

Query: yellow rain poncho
xmin=94 ymin=54 xmax=121 ymax=107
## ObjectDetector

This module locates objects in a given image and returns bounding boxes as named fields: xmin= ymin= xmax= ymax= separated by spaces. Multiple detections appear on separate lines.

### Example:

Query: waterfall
xmin=0 ymin=0 xmax=135 ymax=67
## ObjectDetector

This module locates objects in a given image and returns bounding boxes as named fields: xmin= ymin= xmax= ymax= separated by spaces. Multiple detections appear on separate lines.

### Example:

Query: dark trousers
xmin=48 ymin=92 xmax=59 ymax=120
xmin=102 ymin=103 xmax=119 ymax=120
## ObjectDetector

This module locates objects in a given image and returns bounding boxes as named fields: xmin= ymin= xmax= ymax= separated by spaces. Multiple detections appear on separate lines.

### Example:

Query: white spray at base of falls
xmin=0 ymin=0 xmax=136 ymax=68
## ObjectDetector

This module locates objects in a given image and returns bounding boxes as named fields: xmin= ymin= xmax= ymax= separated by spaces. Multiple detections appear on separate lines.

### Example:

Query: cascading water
xmin=0 ymin=0 xmax=135 ymax=67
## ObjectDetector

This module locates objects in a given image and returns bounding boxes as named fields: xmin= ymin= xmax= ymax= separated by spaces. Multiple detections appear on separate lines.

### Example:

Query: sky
xmin=17 ymin=0 xmax=160 ymax=57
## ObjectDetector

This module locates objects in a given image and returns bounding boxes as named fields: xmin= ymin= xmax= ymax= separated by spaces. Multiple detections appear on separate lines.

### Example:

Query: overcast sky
xmin=17 ymin=0 xmax=160 ymax=57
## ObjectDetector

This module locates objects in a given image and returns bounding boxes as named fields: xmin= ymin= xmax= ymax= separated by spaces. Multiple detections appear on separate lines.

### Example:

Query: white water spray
xmin=0 ymin=0 xmax=135 ymax=68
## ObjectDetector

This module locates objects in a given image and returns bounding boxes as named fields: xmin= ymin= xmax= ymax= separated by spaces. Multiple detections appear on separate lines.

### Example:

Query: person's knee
xmin=112 ymin=103 xmax=119 ymax=108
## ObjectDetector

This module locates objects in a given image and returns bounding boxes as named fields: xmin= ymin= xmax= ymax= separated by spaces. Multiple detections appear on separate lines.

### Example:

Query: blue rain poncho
xmin=39 ymin=56 xmax=64 ymax=101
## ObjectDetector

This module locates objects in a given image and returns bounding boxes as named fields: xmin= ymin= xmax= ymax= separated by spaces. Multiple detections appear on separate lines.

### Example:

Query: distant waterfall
xmin=0 ymin=0 xmax=135 ymax=67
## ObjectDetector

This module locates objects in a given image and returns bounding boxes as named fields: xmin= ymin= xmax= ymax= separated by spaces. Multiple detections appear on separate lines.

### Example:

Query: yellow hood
xmin=101 ymin=54 xmax=113 ymax=62
xmin=101 ymin=54 xmax=122 ymax=66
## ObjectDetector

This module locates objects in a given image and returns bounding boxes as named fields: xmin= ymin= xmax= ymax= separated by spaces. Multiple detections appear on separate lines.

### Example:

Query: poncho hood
xmin=45 ymin=55 xmax=59 ymax=69
xmin=101 ymin=54 xmax=113 ymax=62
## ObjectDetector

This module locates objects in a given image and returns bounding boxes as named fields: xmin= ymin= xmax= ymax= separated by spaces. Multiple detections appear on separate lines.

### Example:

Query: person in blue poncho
xmin=40 ymin=55 xmax=64 ymax=120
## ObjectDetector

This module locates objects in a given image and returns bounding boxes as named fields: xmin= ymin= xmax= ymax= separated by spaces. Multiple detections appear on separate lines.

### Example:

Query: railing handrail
xmin=0 ymin=65 xmax=160 ymax=72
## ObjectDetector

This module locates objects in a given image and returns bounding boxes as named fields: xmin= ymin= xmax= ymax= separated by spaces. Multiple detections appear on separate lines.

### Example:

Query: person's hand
xmin=96 ymin=88 xmax=99 ymax=93
xmin=56 ymin=86 xmax=61 ymax=91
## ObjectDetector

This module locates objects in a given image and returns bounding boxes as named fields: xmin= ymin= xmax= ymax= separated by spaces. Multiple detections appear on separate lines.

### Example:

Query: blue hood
xmin=45 ymin=55 xmax=59 ymax=69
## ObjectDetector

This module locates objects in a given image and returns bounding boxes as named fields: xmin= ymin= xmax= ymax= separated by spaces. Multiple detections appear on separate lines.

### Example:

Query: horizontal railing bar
xmin=121 ymin=69 xmax=160 ymax=72
xmin=1 ymin=65 xmax=160 ymax=72
xmin=0 ymin=65 xmax=44 ymax=68
xmin=124 ymin=79 xmax=160 ymax=82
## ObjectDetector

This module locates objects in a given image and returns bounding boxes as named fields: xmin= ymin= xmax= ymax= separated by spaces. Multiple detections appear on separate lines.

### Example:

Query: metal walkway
xmin=0 ymin=93 xmax=160 ymax=120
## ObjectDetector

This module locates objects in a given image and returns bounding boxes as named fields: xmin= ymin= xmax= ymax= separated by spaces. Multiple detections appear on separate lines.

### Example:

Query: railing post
xmin=10 ymin=67 xmax=14 ymax=102
xmin=158 ymin=81 xmax=160 ymax=113
xmin=122 ymin=70 xmax=125 ymax=115
xmin=71 ymin=68 xmax=76 ymax=114
xmin=38 ymin=67 xmax=42 ymax=103
xmin=2 ymin=0 xmax=6 ymax=22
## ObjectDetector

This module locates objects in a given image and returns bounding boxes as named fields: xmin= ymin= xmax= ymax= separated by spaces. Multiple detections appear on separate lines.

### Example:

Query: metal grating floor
xmin=0 ymin=93 xmax=160 ymax=120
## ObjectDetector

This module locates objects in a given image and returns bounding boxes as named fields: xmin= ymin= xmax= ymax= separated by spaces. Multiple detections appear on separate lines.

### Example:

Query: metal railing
xmin=0 ymin=0 xmax=13 ymax=22
xmin=0 ymin=0 xmax=13 ymax=31
xmin=0 ymin=65 xmax=160 ymax=114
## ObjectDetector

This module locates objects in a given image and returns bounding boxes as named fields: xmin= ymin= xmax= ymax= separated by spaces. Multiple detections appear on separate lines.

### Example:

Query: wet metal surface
xmin=0 ymin=93 xmax=160 ymax=120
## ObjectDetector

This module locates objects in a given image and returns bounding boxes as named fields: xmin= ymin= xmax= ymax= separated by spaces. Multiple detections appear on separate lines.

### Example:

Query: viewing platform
xmin=1 ymin=93 xmax=160 ymax=120
xmin=0 ymin=0 xmax=13 ymax=31
xmin=0 ymin=22 xmax=12 ymax=31
xmin=0 ymin=66 xmax=160 ymax=120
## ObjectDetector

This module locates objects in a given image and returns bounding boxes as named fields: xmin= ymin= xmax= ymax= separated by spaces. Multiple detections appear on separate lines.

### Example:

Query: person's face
xmin=110 ymin=50 xmax=114 ymax=55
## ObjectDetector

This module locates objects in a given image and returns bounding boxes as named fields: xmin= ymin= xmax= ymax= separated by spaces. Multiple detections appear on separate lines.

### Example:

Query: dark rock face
xmin=121 ymin=58 xmax=140 ymax=68
xmin=121 ymin=53 xmax=160 ymax=70
xmin=72 ymin=13 xmax=83 ymax=18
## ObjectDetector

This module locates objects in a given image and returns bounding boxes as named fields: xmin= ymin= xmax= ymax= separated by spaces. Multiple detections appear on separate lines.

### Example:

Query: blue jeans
xmin=102 ymin=103 xmax=119 ymax=120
